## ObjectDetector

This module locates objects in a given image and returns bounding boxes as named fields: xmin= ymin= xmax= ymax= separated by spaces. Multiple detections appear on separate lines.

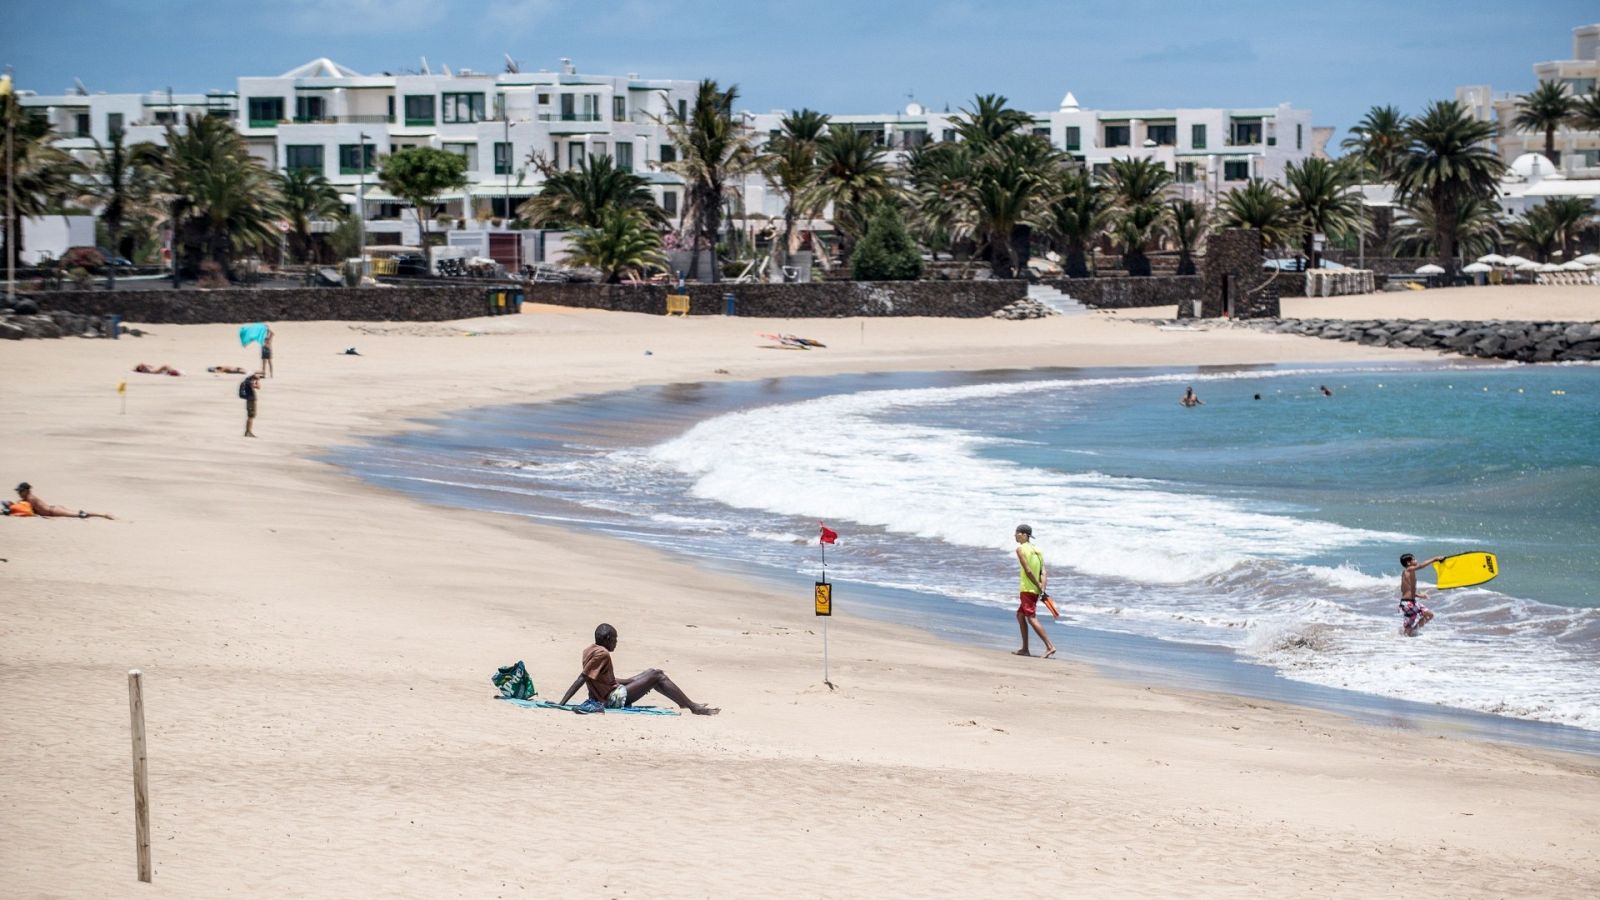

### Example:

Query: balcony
xmin=290 ymin=114 xmax=396 ymax=125
xmin=539 ymin=112 xmax=608 ymax=134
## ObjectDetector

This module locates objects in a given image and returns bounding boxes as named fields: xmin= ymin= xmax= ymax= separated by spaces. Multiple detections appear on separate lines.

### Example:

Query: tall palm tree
xmin=953 ymin=94 xmax=1033 ymax=146
xmin=1573 ymin=89 xmax=1600 ymax=132
xmin=1042 ymin=168 xmax=1108 ymax=278
xmin=153 ymin=114 xmax=282 ymax=275
xmin=1499 ymin=203 xmax=1558 ymax=262
xmin=0 ymin=94 xmax=81 ymax=269
xmin=1512 ymin=80 xmax=1576 ymax=162
xmin=1165 ymin=198 xmax=1207 ymax=275
xmin=1104 ymin=156 xmax=1170 ymax=276
xmin=1340 ymin=105 xmax=1411 ymax=182
xmin=660 ymin=79 xmax=757 ymax=282
xmin=79 ymin=128 xmax=162 ymax=286
xmin=761 ymin=108 xmax=829 ymax=267
xmin=518 ymin=154 xmax=663 ymax=230
xmin=1535 ymin=196 xmax=1594 ymax=261
xmin=904 ymin=140 xmax=975 ymax=261
xmin=1218 ymin=179 xmax=1296 ymax=249
xmin=567 ymin=207 xmax=668 ymax=283
xmin=1393 ymin=99 xmax=1504 ymax=278
xmin=274 ymin=167 xmax=345 ymax=264
xmin=803 ymin=126 xmax=896 ymax=264
xmin=1282 ymin=157 xmax=1368 ymax=267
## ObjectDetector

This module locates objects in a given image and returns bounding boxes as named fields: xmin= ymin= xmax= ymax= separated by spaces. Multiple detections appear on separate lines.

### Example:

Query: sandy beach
xmin=2 ymin=285 xmax=1597 ymax=897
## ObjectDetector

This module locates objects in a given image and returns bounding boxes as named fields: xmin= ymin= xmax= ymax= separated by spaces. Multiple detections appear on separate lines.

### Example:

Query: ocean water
xmin=335 ymin=362 xmax=1600 ymax=736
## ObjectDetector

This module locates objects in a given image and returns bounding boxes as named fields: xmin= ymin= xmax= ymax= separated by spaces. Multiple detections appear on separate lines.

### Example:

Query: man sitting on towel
xmin=558 ymin=623 xmax=719 ymax=715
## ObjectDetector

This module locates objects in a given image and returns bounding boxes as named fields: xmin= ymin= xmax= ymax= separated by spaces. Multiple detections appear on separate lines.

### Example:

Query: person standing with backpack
xmin=240 ymin=373 xmax=262 ymax=437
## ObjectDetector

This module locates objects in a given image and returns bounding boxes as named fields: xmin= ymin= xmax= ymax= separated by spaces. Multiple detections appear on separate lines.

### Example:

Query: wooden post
xmin=128 ymin=669 xmax=151 ymax=883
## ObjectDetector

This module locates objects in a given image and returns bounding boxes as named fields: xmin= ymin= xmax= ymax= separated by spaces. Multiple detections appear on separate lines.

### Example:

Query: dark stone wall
xmin=1041 ymin=275 xmax=1202 ymax=309
xmin=524 ymin=280 xmax=1026 ymax=317
xmin=23 ymin=286 xmax=491 ymax=324
xmin=1243 ymin=318 xmax=1600 ymax=363
xmin=1190 ymin=228 xmax=1279 ymax=320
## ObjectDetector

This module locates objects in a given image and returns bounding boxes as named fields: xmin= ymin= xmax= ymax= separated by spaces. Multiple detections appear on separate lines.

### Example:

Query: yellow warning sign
xmin=814 ymin=581 xmax=832 ymax=616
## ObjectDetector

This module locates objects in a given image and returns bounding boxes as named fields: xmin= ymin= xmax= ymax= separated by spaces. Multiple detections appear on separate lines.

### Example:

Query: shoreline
xmin=4 ymin=294 xmax=1599 ymax=896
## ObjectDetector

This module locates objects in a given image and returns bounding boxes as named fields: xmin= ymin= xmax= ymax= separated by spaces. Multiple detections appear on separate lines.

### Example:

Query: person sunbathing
xmin=13 ymin=482 xmax=115 ymax=520
xmin=207 ymin=365 xmax=247 ymax=374
xmin=133 ymin=364 xmax=183 ymax=376
xmin=558 ymin=623 xmax=719 ymax=715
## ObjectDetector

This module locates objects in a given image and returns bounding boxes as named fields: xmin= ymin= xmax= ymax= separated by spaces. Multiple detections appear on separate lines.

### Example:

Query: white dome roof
xmin=1509 ymin=152 xmax=1565 ymax=182
xmin=1059 ymin=91 xmax=1079 ymax=112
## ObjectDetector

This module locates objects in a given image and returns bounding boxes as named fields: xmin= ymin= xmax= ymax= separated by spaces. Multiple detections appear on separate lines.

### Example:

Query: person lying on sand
xmin=208 ymin=365 xmax=247 ymax=374
xmin=133 ymin=364 xmax=182 ymax=376
xmin=558 ymin=623 xmax=719 ymax=715
xmin=13 ymin=482 xmax=115 ymax=519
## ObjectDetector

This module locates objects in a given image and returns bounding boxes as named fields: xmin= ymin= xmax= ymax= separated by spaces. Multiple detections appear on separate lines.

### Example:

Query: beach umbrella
xmin=1515 ymin=260 xmax=1542 ymax=271
xmin=1504 ymin=255 xmax=1532 ymax=267
xmin=1415 ymin=263 xmax=1446 ymax=275
xmin=1576 ymin=253 xmax=1600 ymax=266
xmin=1537 ymin=263 xmax=1562 ymax=272
xmin=238 ymin=323 xmax=269 ymax=347
xmin=1559 ymin=260 xmax=1589 ymax=271
xmin=1475 ymin=253 xmax=1507 ymax=265
xmin=1462 ymin=262 xmax=1492 ymax=273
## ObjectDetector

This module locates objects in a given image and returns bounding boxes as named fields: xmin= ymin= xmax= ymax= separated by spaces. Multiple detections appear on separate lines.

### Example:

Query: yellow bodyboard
xmin=1434 ymin=552 xmax=1498 ymax=590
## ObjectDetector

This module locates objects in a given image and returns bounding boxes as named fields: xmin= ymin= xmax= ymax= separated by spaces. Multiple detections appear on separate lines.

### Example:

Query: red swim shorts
xmin=1018 ymin=591 xmax=1039 ymax=617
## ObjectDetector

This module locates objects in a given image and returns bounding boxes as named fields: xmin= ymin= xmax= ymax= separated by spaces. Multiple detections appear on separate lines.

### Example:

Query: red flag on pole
xmin=819 ymin=523 xmax=838 ymax=545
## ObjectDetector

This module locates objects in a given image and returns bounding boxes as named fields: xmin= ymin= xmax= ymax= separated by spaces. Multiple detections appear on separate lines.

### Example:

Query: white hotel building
xmin=17 ymin=57 xmax=1319 ymax=255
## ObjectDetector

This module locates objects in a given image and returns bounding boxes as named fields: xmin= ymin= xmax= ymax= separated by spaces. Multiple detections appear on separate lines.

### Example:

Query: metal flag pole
xmin=4 ymin=67 xmax=15 ymax=307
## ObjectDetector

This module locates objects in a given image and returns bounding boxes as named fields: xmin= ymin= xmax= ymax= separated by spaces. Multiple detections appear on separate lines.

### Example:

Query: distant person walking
xmin=240 ymin=373 xmax=262 ymax=437
xmin=1180 ymin=386 xmax=1203 ymax=408
xmin=261 ymin=327 xmax=275 ymax=378
xmin=1398 ymin=552 xmax=1446 ymax=636
xmin=1012 ymin=524 xmax=1057 ymax=658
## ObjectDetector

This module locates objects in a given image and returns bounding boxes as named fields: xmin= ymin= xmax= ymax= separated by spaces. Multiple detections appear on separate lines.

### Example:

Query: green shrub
xmin=851 ymin=208 xmax=923 ymax=281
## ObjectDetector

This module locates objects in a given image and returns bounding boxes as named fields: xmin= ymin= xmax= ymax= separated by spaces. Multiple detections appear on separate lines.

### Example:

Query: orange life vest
xmin=9 ymin=500 xmax=36 ymax=516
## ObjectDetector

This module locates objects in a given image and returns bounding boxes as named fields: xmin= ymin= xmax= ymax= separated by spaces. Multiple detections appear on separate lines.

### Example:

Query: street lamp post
xmin=4 ymin=66 xmax=15 ymax=306
xmin=357 ymin=130 xmax=369 ymax=287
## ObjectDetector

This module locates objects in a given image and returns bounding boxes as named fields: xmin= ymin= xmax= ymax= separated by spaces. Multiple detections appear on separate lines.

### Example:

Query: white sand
xmin=2 ymin=301 xmax=1597 ymax=897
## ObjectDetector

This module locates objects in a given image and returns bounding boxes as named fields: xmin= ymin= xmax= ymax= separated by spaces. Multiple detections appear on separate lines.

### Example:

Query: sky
xmin=2 ymin=0 xmax=1594 ymax=139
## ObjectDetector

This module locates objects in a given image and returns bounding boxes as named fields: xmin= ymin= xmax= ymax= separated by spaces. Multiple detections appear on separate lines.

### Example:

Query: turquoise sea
xmin=334 ymin=361 xmax=1600 ymax=744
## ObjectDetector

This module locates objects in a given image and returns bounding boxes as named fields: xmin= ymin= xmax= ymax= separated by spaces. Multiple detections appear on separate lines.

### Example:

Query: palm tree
xmin=1392 ymin=195 xmax=1500 ymax=260
xmin=274 ymin=167 xmax=345 ymax=265
xmin=518 ymin=154 xmax=663 ymax=230
xmin=953 ymin=94 xmax=1033 ymax=146
xmin=1393 ymin=100 xmax=1504 ymax=278
xmin=1165 ymin=199 xmax=1207 ymax=275
xmin=1340 ymin=105 xmax=1411 ymax=182
xmin=1573 ymin=89 xmax=1600 ymax=132
xmin=904 ymin=140 xmax=975 ymax=261
xmin=1535 ymin=196 xmax=1594 ymax=261
xmin=660 ymin=79 xmax=757 ymax=282
xmin=79 ymin=128 xmax=162 ymax=286
xmin=1042 ymin=169 xmax=1108 ymax=278
xmin=1512 ymin=80 xmax=1576 ymax=162
xmin=1282 ymin=157 xmax=1368 ymax=267
xmin=153 ymin=114 xmax=282 ymax=276
xmin=1499 ymin=203 xmax=1559 ymax=262
xmin=1104 ymin=156 xmax=1171 ymax=276
xmin=803 ymin=126 xmax=896 ymax=264
xmin=1218 ymin=179 xmax=1297 ymax=249
xmin=761 ymin=108 xmax=829 ymax=268
xmin=0 ymin=94 xmax=81 ymax=270
xmin=567 ymin=207 xmax=668 ymax=283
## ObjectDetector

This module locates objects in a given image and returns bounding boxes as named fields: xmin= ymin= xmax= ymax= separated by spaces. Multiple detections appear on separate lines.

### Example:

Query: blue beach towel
xmin=239 ymin=323 xmax=269 ymax=347
xmin=496 ymin=697 xmax=679 ymax=716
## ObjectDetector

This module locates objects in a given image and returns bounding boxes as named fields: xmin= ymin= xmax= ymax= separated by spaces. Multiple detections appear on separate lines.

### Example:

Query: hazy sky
xmin=2 ymin=1 xmax=1593 ymax=137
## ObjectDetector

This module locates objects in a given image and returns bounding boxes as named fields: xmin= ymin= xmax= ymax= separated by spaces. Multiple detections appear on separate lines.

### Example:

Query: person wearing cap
xmin=1013 ymin=524 xmax=1056 ymax=658
xmin=11 ymin=483 xmax=115 ymax=520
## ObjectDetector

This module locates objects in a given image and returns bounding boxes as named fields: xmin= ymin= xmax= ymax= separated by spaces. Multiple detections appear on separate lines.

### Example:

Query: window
xmin=107 ymin=112 xmax=123 ymax=134
xmin=154 ymin=110 xmax=177 ymax=125
xmin=1230 ymin=120 xmax=1262 ymax=145
xmin=1578 ymin=149 xmax=1600 ymax=168
xmin=942 ymin=128 xmax=957 ymax=143
xmin=493 ymin=142 xmax=513 ymax=175
xmin=387 ymin=96 xmax=395 ymax=120
xmin=615 ymin=141 xmax=633 ymax=172
xmin=1191 ymin=124 xmax=1206 ymax=149
xmin=1064 ymin=126 xmax=1080 ymax=151
xmin=294 ymin=95 xmax=326 ymax=123
xmin=74 ymin=112 xmax=90 ymax=136
xmin=1032 ymin=126 xmax=1051 ymax=139
xmin=660 ymin=144 xmax=677 ymax=164
xmin=441 ymin=93 xmax=486 ymax=123
xmin=1147 ymin=124 xmax=1176 ymax=146
xmin=1223 ymin=160 xmax=1250 ymax=181
xmin=592 ymin=141 xmax=607 ymax=161
xmin=1177 ymin=161 xmax=1197 ymax=183
xmin=247 ymin=97 xmax=284 ymax=127
xmin=677 ymin=99 xmax=687 ymax=121
xmin=404 ymin=95 xmax=435 ymax=126
xmin=560 ymin=94 xmax=575 ymax=120
xmin=901 ymin=128 xmax=928 ymax=149
xmin=285 ymin=145 xmax=323 ymax=173
xmin=613 ymin=96 xmax=626 ymax=122
xmin=1104 ymin=124 xmax=1130 ymax=147
xmin=1567 ymin=78 xmax=1596 ymax=95
xmin=1091 ymin=163 xmax=1110 ymax=180
xmin=581 ymin=94 xmax=600 ymax=121
xmin=537 ymin=93 xmax=550 ymax=105
xmin=662 ymin=191 xmax=678 ymax=216
xmin=1296 ymin=123 xmax=1303 ymax=150
xmin=443 ymin=142 xmax=478 ymax=171
xmin=338 ymin=143 xmax=376 ymax=174
xmin=569 ymin=143 xmax=584 ymax=169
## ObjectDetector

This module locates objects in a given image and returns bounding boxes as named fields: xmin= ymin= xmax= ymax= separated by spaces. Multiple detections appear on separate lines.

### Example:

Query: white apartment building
xmin=1457 ymin=23 xmax=1600 ymax=178
xmin=740 ymin=94 xmax=1317 ymax=219
xmin=16 ymin=57 xmax=700 ymax=248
